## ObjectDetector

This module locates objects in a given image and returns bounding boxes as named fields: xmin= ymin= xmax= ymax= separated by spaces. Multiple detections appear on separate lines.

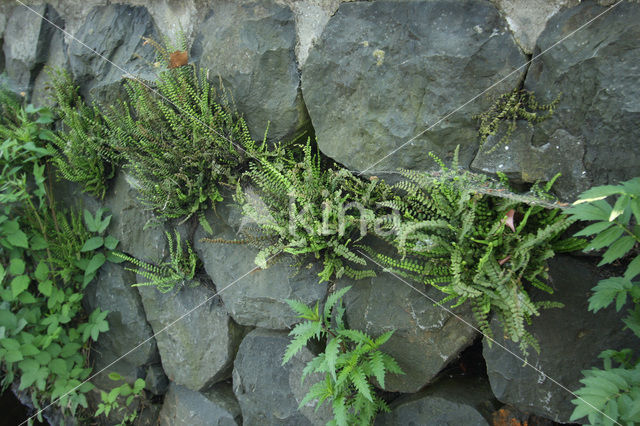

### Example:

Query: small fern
xmin=114 ymin=230 xmax=198 ymax=293
xmin=47 ymin=68 xmax=115 ymax=199
xmin=283 ymin=286 xmax=404 ymax=426
xmin=474 ymin=89 xmax=560 ymax=153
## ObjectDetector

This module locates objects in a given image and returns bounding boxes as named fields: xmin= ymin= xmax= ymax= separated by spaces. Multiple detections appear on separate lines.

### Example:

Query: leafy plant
xmin=101 ymin=37 xmax=268 ymax=220
xmin=225 ymin=139 xmax=391 ymax=282
xmin=95 ymin=372 xmax=146 ymax=425
xmin=367 ymin=148 xmax=581 ymax=355
xmin=47 ymin=68 xmax=115 ymax=199
xmin=567 ymin=177 xmax=640 ymax=425
xmin=283 ymin=286 xmax=404 ymax=426
xmin=114 ymin=230 xmax=199 ymax=293
xmin=474 ymin=88 xmax=560 ymax=153
xmin=0 ymin=89 xmax=115 ymax=420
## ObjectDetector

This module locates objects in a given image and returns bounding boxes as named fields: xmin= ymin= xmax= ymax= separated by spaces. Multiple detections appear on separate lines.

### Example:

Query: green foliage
xmin=114 ymin=230 xmax=199 ymax=293
xmin=95 ymin=372 xmax=146 ymax=425
xmin=370 ymin=148 xmax=574 ymax=355
xmin=231 ymin=138 xmax=390 ymax=282
xmin=0 ymin=89 xmax=116 ymax=419
xmin=47 ymin=68 xmax=114 ymax=199
xmin=474 ymin=89 xmax=560 ymax=153
xmin=101 ymin=37 xmax=267 ymax=220
xmin=568 ymin=177 xmax=640 ymax=425
xmin=283 ymin=287 xmax=403 ymax=425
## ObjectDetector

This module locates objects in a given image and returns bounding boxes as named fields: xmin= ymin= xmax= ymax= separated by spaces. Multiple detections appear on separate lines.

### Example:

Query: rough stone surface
xmin=336 ymin=273 xmax=478 ymax=393
xmin=193 ymin=0 xmax=307 ymax=142
xmin=83 ymin=262 xmax=160 ymax=390
xmin=483 ymin=255 xmax=640 ymax=423
xmin=302 ymin=0 xmax=527 ymax=175
xmin=103 ymin=171 xmax=168 ymax=264
xmin=375 ymin=377 xmax=497 ymax=425
xmin=490 ymin=0 xmax=578 ymax=53
xmin=158 ymin=382 xmax=242 ymax=426
xmin=137 ymin=281 xmax=246 ymax=392
xmin=68 ymin=4 xmax=158 ymax=105
xmin=523 ymin=1 xmax=640 ymax=199
xmin=2 ymin=4 xmax=60 ymax=95
xmin=471 ymin=126 xmax=590 ymax=200
xmin=32 ymin=27 xmax=69 ymax=107
xmin=232 ymin=328 xmax=315 ymax=426
xmin=194 ymin=202 xmax=328 ymax=329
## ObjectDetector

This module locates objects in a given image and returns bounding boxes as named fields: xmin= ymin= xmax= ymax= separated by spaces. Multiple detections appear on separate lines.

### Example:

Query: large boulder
xmin=194 ymin=202 xmax=328 ymax=330
xmin=375 ymin=376 xmax=498 ymax=425
xmin=68 ymin=4 xmax=158 ymax=106
xmin=2 ymin=4 xmax=61 ymax=96
xmin=158 ymin=382 xmax=242 ymax=426
xmin=483 ymin=255 xmax=640 ymax=422
xmin=520 ymin=1 xmax=640 ymax=199
xmin=137 ymin=282 xmax=246 ymax=392
xmin=302 ymin=0 xmax=527 ymax=175
xmin=232 ymin=328 xmax=320 ymax=426
xmin=103 ymin=171 xmax=168 ymax=264
xmin=336 ymin=274 xmax=478 ymax=393
xmin=193 ymin=0 xmax=307 ymax=142
xmin=83 ymin=262 xmax=161 ymax=391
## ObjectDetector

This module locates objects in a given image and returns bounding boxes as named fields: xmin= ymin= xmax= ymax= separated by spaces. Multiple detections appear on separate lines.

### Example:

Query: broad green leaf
xmin=325 ymin=338 xmax=340 ymax=381
xmin=574 ymin=221 xmax=614 ymax=237
xmin=566 ymin=200 xmax=612 ymax=221
xmin=83 ymin=210 xmax=96 ymax=232
xmin=38 ymin=280 xmax=53 ymax=297
xmin=351 ymin=367 xmax=373 ymax=402
xmin=8 ymin=258 xmax=25 ymax=275
xmin=11 ymin=275 xmax=30 ymax=297
xmin=20 ymin=344 xmax=39 ymax=357
xmin=588 ymin=277 xmax=632 ymax=312
xmin=369 ymin=351 xmax=387 ymax=388
xmin=285 ymin=299 xmax=318 ymax=320
xmin=85 ymin=253 xmax=106 ymax=276
xmin=133 ymin=378 xmax=145 ymax=393
xmin=104 ymin=235 xmax=119 ymax=250
xmin=598 ymin=236 xmax=636 ymax=266
xmin=34 ymin=261 xmax=49 ymax=282
xmin=1 ymin=338 xmax=20 ymax=350
xmin=609 ymin=195 xmax=630 ymax=222
xmin=108 ymin=372 xmax=122 ymax=381
xmin=574 ymin=185 xmax=624 ymax=204
xmin=7 ymin=229 xmax=29 ymax=248
xmin=624 ymin=254 xmax=640 ymax=280
xmin=50 ymin=358 xmax=69 ymax=377
xmin=586 ymin=226 xmax=624 ymax=251
xmin=30 ymin=235 xmax=48 ymax=250
xmin=5 ymin=350 xmax=24 ymax=363
xmin=80 ymin=236 xmax=104 ymax=252
xmin=324 ymin=286 xmax=351 ymax=320
xmin=60 ymin=343 xmax=82 ymax=358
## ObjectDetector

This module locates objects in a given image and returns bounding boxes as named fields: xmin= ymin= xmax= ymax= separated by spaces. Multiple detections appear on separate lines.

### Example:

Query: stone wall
xmin=2 ymin=0 xmax=639 ymax=424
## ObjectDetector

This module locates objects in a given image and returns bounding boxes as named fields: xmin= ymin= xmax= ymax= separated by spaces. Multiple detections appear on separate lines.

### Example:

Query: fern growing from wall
xmin=368 ymin=148 xmax=581 ymax=355
xmin=101 ymin=37 xmax=267 ymax=220
xmin=47 ymin=69 xmax=115 ymax=199
xmin=227 ymin=139 xmax=391 ymax=282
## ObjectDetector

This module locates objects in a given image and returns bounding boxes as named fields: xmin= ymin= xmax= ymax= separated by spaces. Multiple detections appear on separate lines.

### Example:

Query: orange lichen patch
xmin=169 ymin=50 xmax=188 ymax=69
xmin=492 ymin=408 xmax=528 ymax=426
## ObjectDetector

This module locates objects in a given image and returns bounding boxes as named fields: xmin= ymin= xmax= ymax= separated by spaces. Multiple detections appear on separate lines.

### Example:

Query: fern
xmin=374 ymin=148 xmax=575 ymax=355
xmin=283 ymin=287 xmax=403 ymax=425
xmin=114 ymin=230 xmax=198 ymax=293
xmin=47 ymin=68 xmax=115 ymax=199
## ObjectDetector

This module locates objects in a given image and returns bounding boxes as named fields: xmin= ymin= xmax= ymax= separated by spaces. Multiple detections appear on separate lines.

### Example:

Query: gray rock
xmin=336 ymin=273 xmax=478 ymax=393
xmin=232 ymin=328 xmax=314 ymax=426
xmin=194 ymin=203 xmax=328 ymax=330
xmin=490 ymin=0 xmax=578 ymax=54
xmin=2 ymin=4 xmax=61 ymax=96
xmin=523 ymin=1 xmax=640 ymax=200
xmin=193 ymin=0 xmax=307 ymax=142
xmin=158 ymin=382 xmax=241 ymax=426
xmin=483 ymin=255 xmax=640 ymax=422
xmin=83 ymin=262 xmax=160 ymax=391
xmin=375 ymin=376 xmax=497 ymax=426
xmin=302 ymin=0 xmax=526 ymax=175
xmin=68 ymin=4 xmax=158 ymax=106
xmin=136 ymin=282 xmax=245 ymax=392
xmin=145 ymin=363 xmax=169 ymax=396
xmin=471 ymin=126 xmax=590 ymax=200
xmin=103 ymin=171 xmax=167 ymax=264
xmin=32 ymin=27 xmax=70 ymax=108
